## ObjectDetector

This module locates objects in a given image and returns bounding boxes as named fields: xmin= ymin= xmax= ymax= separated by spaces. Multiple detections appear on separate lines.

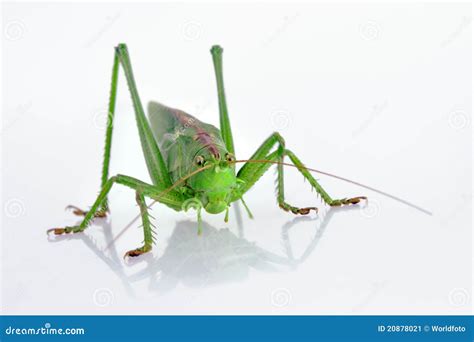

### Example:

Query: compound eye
xmin=195 ymin=155 xmax=205 ymax=166
xmin=225 ymin=153 xmax=235 ymax=162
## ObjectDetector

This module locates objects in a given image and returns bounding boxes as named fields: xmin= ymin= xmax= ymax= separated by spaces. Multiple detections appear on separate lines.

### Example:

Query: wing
xmin=148 ymin=101 xmax=225 ymax=150
xmin=147 ymin=101 xmax=181 ymax=145
xmin=147 ymin=101 xmax=226 ymax=182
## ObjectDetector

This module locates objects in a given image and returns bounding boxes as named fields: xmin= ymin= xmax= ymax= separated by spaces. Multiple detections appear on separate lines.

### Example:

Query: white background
xmin=2 ymin=2 xmax=472 ymax=315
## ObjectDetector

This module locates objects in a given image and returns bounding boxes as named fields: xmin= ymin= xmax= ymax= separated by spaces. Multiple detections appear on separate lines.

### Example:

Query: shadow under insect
xmin=48 ymin=205 xmax=359 ymax=296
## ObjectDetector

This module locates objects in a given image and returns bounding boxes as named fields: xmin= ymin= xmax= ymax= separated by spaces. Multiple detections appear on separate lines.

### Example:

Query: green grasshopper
xmin=47 ymin=44 xmax=366 ymax=258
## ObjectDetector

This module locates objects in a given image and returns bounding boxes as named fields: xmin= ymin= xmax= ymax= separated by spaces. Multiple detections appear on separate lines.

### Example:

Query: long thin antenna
xmin=232 ymin=159 xmax=432 ymax=216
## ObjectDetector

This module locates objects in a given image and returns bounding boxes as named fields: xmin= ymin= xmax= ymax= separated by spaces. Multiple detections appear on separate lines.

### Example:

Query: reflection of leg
xmin=233 ymin=202 xmax=244 ymax=239
xmin=282 ymin=206 xmax=360 ymax=265
xmin=282 ymin=216 xmax=317 ymax=265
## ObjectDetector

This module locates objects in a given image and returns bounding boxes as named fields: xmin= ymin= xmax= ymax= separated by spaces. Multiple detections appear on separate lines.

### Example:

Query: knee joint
xmin=273 ymin=132 xmax=285 ymax=147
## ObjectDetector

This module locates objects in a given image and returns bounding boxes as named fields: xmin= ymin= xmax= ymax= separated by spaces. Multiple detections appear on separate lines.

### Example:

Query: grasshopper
xmin=47 ymin=44 xmax=366 ymax=258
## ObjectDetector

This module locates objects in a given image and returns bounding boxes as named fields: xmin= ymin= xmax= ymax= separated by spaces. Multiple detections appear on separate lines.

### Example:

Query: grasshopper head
xmin=187 ymin=150 xmax=238 ymax=214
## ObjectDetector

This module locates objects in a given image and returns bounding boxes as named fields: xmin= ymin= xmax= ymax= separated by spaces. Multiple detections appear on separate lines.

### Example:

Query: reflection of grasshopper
xmin=49 ymin=206 xmax=357 ymax=294
xmin=48 ymin=44 xmax=367 ymax=258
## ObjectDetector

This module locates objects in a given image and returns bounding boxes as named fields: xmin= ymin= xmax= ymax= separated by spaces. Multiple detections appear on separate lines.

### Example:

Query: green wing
xmin=147 ymin=101 xmax=225 ymax=182
xmin=147 ymin=101 xmax=179 ymax=146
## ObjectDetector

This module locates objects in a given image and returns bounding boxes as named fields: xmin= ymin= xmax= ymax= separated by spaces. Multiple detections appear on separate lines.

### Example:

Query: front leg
xmin=47 ymin=174 xmax=183 ymax=258
xmin=236 ymin=132 xmax=366 ymax=215
xmin=123 ymin=191 xmax=154 ymax=258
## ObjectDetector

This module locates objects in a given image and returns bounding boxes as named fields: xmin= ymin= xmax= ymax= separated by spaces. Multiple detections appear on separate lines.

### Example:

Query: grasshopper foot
xmin=66 ymin=205 xmax=108 ymax=218
xmin=47 ymin=225 xmax=84 ymax=235
xmin=330 ymin=196 xmax=367 ymax=207
xmin=293 ymin=206 xmax=318 ymax=215
xmin=279 ymin=203 xmax=318 ymax=215
xmin=123 ymin=245 xmax=152 ymax=259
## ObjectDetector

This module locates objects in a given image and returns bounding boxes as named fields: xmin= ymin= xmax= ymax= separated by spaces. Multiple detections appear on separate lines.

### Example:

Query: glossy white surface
xmin=2 ymin=2 xmax=471 ymax=315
